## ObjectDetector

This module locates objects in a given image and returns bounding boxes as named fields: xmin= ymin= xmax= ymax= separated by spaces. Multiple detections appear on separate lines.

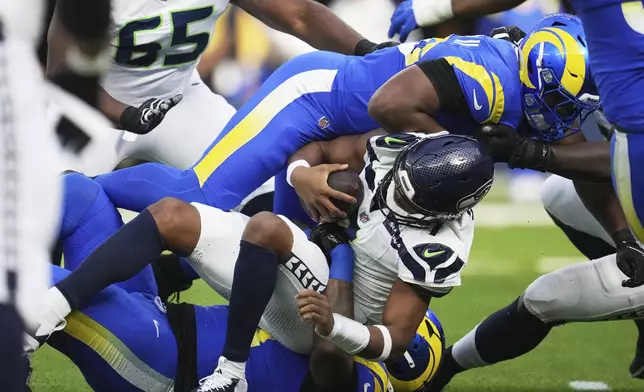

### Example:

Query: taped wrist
xmin=417 ymin=59 xmax=468 ymax=114
xmin=317 ymin=314 xmax=370 ymax=355
xmin=508 ymin=138 xmax=551 ymax=172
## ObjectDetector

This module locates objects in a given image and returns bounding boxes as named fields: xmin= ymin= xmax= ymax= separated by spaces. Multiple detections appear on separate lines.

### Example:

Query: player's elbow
xmin=388 ymin=326 xmax=417 ymax=360
xmin=368 ymin=89 xmax=405 ymax=132
xmin=309 ymin=341 xmax=354 ymax=387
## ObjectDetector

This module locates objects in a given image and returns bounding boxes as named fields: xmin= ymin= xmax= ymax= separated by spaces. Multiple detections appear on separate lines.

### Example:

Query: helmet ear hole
xmin=577 ymin=35 xmax=586 ymax=47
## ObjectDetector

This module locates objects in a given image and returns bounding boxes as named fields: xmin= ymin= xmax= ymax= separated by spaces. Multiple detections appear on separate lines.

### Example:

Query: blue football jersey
xmin=568 ymin=0 xmax=644 ymax=131
xmin=336 ymin=34 xmax=523 ymax=135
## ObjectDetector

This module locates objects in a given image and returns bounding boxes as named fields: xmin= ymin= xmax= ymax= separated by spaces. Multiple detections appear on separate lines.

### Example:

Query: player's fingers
xmin=168 ymin=94 xmax=183 ymax=108
xmin=324 ymin=163 xmax=349 ymax=174
xmin=296 ymin=289 xmax=319 ymax=299
xmin=296 ymin=294 xmax=328 ymax=310
xmin=325 ymin=188 xmax=357 ymax=204
xmin=400 ymin=21 xmax=414 ymax=43
xmin=298 ymin=304 xmax=323 ymax=317
xmin=313 ymin=202 xmax=335 ymax=223
xmin=319 ymin=197 xmax=347 ymax=219
xmin=301 ymin=312 xmax=325 ymax=324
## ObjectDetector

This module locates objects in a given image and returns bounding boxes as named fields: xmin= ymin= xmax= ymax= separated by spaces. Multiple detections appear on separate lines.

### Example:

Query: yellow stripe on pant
xmin=193 ymin=69 xmax=337 ymax=186
xmin=613 ymin=130 xmax=644 ymax=242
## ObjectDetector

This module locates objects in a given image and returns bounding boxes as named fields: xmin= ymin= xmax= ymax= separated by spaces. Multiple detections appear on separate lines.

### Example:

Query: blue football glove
xmin=388 ymin=0 xmax=418 ymax=43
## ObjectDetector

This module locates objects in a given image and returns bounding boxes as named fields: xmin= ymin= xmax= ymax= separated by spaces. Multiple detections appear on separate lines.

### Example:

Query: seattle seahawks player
xmin=39 ymin=172 xmax=414 ymax=392
xmin=30 ymin=131 xmax=492 ymax=392
xmin=46 ymin=0 xmax=386 ymax=175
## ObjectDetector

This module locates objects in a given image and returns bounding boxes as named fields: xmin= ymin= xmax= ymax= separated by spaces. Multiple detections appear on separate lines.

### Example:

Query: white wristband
xmin=374 ymin=325 xmax=393 ymax=361
xmin=286 ymin=159 xmax=310 ymax=187
xmin=412 ymin=0 xmax=453 ymax=27
xmin=316 ymin=313 xmax=370 ymax=355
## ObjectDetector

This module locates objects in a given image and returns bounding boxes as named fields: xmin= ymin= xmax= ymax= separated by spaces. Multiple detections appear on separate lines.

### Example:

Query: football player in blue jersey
xmin=385 ymin=5 xmax=644 ymax=388
xmin=33 ymin=172 xmax=447 ymax=392
xmin=89 ymin=15 xmax=603 ymax=226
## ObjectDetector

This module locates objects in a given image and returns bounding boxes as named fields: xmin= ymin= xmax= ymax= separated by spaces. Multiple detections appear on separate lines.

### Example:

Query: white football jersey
xmin=102 ymin=0 xmax=229 ymax=106
xmin=350 ymin=133 xmax=474 ymax=325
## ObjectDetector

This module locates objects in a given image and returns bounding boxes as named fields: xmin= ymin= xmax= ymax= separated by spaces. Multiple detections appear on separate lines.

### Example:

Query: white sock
xmin=451 ymin=324 xmax=489 ymax=370
xmin=221 ymin=357 xmax=246 ymax=378
xmin=35 ymin=287 xmax=72 ymax=337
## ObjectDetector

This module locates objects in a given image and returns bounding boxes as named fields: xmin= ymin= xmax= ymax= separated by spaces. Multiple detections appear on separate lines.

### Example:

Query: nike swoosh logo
xmin=473 ymin=89 xmax=483 ymax=110
xmin=363 ymin=383 xmax=371 ymax=392
xmin=424 ymin=249 xmax=445 ymax=258
xmin=384 ymin=136 xmax=406 ymax=145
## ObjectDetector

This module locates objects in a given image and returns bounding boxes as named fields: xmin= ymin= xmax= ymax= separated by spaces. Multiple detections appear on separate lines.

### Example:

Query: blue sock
xmin=95 ymin=163 xmax=206 ymax=212
xmin=55 ymin=209 xmax=165 ymax=309
xmin=222 ymin=241 xmax=278 ymax=362
xmin=475 ymin=297 xmax=552 ymax=364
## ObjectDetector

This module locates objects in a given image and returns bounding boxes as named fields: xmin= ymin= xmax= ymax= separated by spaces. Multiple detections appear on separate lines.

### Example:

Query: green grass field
xmin=29 ymin=224 xmax=643 ymax=391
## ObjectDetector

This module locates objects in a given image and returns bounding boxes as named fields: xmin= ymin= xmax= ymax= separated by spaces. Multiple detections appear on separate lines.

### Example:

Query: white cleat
xmin=193 ymin=357 xmax=248 ymax=392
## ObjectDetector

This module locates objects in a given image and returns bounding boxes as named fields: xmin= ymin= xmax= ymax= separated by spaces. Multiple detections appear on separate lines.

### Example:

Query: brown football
xmin=326 ymin=170 xmax=364 ymax=216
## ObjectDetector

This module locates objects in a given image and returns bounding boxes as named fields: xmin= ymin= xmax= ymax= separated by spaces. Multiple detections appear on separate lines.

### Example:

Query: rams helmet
xmin=520 ymin=13 xmax=600 ymax=141
xmin=387 ymin=309 xmax=445 ymax=391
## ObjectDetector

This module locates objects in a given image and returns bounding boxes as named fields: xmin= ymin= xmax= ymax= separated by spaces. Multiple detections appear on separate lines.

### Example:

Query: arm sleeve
xmin=416 ymin=58 xmax=469 ymax=115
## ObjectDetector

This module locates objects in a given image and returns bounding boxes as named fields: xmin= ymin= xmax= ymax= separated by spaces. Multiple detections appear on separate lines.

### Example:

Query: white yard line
xmin=569 ymin=381 xmax=611 ymax=391
xmin=536 ymin=256 xmax=583 ymax=274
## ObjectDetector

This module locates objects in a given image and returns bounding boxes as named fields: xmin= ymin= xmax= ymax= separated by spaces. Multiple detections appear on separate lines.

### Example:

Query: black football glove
xmin=310 ymin=223 xmax=349 ymax=262
xmin=354 ymin=39 xmax=400 ymax=56
xmin=120 ymin=94 xmax=183 ymax=134
xmin=490 ymin=25 xmax=526 ymax=45
xmin=476 ymin=124 xmax=551 ymax=172
xmin=613 ymin=229 xmax=644 ymax=288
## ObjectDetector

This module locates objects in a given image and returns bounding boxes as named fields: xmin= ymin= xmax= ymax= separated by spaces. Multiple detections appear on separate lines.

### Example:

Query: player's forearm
xmin=310 ymin=279 xmax=355 ymax=386
xmin=574 ymin=181 xmax=629 ymax=238
xmin=234 ymin=0 xmax=365 ymax=55
xmin=99 ymin=88 xmax=129 ymax=127
xmin=57 ymin=0 xmax=111 ymax=56
xmin=286 ymin=0 xmax=365 ymax=55
xmin=451 ymin=0 xmax=526 ymax=18
xmin=546 ymin=142 xmax=612 ymax=183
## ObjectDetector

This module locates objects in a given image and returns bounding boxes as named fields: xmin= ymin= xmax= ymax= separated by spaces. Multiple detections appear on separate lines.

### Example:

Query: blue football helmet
xmin=377 ymin=133 xmax=494 ymax=228
xmin=520 ymin=13 xmax=601 ymax=141
xmin=387 ymin=309 xmax=445 ymax=392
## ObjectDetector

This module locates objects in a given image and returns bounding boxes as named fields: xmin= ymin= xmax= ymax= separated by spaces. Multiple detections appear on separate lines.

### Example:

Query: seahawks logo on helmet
xmin=456 ymin=178 xmax=493 ymax=212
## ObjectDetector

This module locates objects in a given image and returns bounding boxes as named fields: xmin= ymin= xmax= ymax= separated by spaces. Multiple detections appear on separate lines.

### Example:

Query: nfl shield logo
xmin=317 ymin=116 xmax=330 ymax=129
xmin=359 ymin=212 xmax=370 ymax=223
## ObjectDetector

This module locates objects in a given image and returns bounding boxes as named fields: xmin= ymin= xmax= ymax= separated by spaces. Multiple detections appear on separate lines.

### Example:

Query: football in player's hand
xmin=326 ymin=170 xmax=364 ymax=216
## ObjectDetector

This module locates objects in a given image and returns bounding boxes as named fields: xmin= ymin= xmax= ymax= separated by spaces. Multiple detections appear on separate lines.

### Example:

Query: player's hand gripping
xmin=614 ymin=229 xmax=644 ymax=288
xmin=476 ymin=124 xmax=550 ymax=171
xmin=296 ymin=290 xmax=334 ymax=336
xmin=310 ymin=223 xmax=349 ymax=255
xmin=120 ymin=94 xmax=183 ymax=135
xmin=291 ymin=164 xmax=356 ymax=223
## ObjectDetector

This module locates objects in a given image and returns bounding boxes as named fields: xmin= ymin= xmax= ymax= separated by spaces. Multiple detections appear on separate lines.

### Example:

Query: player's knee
xmin=522 ymin=269 xmax=580 ymax=324
xmin=243 ymin=211 xmax=293 ymax=258
xmin=61 ymin=173 xmax=103 ymax=236
xmin=540 ymin=175 xmax=570 ymax=218
xmin=147 ymin=197 xmax=200 ymax=255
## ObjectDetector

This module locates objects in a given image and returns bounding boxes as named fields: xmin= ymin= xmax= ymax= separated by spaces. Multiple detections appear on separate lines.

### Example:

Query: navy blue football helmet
xmin=377 ymin=133 xmax=494 ymax=227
